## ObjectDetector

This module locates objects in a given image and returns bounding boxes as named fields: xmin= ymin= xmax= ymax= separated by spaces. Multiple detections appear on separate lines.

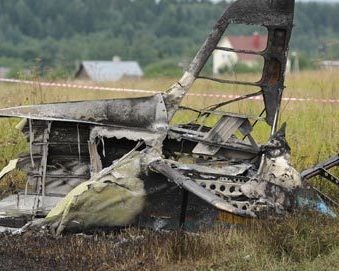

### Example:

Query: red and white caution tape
xmin=188 ymin=92 xmax=339 ymax=104
xmin=0 ymin=78 xmax=338 ymax=104
xmin=0 ymin=78 xmax=157 ymax=94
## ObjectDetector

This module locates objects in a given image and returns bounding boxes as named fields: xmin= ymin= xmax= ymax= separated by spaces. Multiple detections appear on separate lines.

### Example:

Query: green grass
xmin=0 ymin=70 xmax=338 ymax=270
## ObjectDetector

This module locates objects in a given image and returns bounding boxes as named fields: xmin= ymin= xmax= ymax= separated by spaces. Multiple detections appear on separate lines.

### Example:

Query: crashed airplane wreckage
xmin=0 ymin=0 xmax=336 ymax=234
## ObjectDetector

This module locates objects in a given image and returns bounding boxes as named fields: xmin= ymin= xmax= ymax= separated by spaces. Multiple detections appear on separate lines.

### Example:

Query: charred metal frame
xmin=0 ymin=0 xmax=329 ymax=234
xmin=301 ymin=154 xmax=339 ymax=207
xmin=164 ymin=0 xmax=294 ymax=132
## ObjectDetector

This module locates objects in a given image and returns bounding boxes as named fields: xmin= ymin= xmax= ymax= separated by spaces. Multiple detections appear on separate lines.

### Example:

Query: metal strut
xmin=319 ymin=168 xmax=339 ymax=186
xmin=179 ymin=190 xmax=189 ymax=229
xmin=301 ymin=154 xmax=339 ymax=206
xmin=301 ymin=154 xmax=339 ymax=185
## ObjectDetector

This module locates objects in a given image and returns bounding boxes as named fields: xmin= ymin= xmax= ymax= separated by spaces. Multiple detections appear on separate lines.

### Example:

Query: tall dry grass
xmin=0 ymin=70 xmax=338 ymax=270
xmin=0 ymin=211 xmax=338 ymax=270
xmin=0 ymin=70 xmax=337 ymax=192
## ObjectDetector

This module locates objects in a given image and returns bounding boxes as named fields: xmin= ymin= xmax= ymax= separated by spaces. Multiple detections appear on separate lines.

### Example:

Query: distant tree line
xmin=1 ymin=0 xmax=339 ymax=77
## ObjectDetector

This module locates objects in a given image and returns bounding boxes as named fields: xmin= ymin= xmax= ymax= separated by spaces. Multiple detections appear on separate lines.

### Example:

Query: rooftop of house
xmin=318 ymin=60 xmax=339 ymax=66
xmin=226 ymin=33 xmax=268 ymax=62
xmin=76 ymin=59 xmax=143 ymax=82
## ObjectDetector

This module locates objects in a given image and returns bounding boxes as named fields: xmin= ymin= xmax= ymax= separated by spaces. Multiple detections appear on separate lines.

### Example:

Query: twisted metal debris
xmin=0 ymin=0 xmax=337 ymax=234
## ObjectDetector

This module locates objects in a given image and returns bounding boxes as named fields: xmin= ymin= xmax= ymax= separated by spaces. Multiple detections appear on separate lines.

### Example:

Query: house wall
xmin=0 ymin=67 xmax=10 ymax=78
xmin=212 ymin=39 xmax=238 ymax=75
xmin=75 ymin=68 xmax=90 ymax=80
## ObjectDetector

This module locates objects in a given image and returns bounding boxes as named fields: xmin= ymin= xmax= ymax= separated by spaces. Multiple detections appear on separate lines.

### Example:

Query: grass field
xmin=0 ymin=70 xmax=338 ymax=270
xmin=0 ymin=70 xmax=337 ymax=193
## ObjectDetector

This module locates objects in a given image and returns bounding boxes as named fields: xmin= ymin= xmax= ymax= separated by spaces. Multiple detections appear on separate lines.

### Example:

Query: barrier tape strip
xmin=0 ymin=78 xmax=157 ymax=94
xmin=1 ymin=78 xmax=338 ymax=104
